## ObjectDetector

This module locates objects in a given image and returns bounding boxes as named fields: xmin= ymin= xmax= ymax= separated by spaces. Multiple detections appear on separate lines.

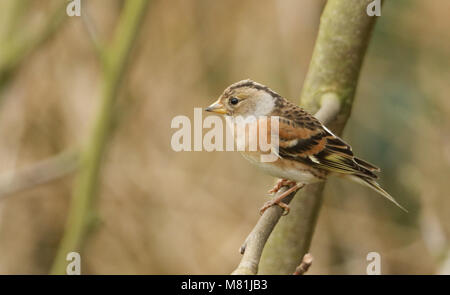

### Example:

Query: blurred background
xmin=0 ymin=0 xmax=449 ymax=274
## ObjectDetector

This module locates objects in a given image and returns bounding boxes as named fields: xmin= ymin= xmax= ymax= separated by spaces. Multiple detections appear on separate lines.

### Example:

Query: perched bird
xmin=205 ymin=80 xmax=406 ymax=214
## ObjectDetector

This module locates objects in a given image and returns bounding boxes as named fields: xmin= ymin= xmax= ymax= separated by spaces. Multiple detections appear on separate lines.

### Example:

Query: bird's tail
xmin=347 ymin=174 xmax=408 ymax=212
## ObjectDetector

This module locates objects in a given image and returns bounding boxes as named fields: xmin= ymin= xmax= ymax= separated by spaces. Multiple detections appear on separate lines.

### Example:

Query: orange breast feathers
xmin=232 ymin=117 xmax=278 ymax=154
xmin=232 ymin=116 xmax=327 ymax=156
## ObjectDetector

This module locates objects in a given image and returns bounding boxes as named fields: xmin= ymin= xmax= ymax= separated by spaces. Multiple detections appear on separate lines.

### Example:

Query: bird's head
xmin=205 ymin=79 xmax=279 ymax=118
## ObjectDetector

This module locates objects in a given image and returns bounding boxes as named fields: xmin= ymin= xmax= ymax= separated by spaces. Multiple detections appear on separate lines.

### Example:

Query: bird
xmin=205 ymin=79 xmax=407 ymax=215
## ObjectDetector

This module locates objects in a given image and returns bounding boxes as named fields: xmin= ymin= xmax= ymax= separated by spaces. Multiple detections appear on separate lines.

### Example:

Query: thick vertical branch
xmin=50 ymin=0 xmax=150 ymax=274
xmin=258 ymin=0 xmax=381 ymax=274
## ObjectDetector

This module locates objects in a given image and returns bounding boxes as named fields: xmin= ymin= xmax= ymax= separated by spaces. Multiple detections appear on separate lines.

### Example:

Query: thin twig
xmin=231 ymin=98 xmax=340 ymax=275
xmin=293 ymin=253 xmax=313 ymax=275
xmin=81 ymin=3 xmax=105 ymax=62
xmin=0 ymin=150 xmax=78 ymax=200
xmin=0 ymin=2 xmax=66 ymax=81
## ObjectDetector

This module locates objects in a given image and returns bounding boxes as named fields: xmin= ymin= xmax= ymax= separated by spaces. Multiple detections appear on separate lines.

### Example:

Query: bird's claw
xmin=259 ymin=200 xmax=290 ymax=216
xmin=268 ymin=179 xmax=297 ymax=194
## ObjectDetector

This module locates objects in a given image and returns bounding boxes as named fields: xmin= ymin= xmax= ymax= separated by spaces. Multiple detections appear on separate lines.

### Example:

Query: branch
xmin=50 ymin=0 xmax=150 ymax=274
xmin=0 ymin=2 xmax=66 ymax=84
xmin=293 ymin=253 xmax=313 ymax=275
xmin=258 ymin=0 xmax=381 ymax=274
xmin=81 ymin=3 xmax=105 ymax=63
xmin=231 ymin=99 xmax=339 ymax=275
xmin=0 ymin=150 xmax=78 ymax=200
xmin=232 ymin=186 xmax=294 ymax=275
xmin=0 ymin=3 xmax=116 ymax=200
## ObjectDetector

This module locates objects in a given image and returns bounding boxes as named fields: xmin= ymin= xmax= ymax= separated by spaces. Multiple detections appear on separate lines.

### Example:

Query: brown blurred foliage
xmin=0 ymin=0 xmax=449 ymax=274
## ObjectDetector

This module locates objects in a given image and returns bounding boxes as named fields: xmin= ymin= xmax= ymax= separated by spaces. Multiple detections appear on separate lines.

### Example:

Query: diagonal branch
xmin=0 ymin=2 xmax=66 ymax=84
xmin=80 ymin=3 xmax=105 ymax=63
xmin=293 ymin=253 xmax=314 ymax=275
xmin=0 ymin=150 xmax=78 ymax=200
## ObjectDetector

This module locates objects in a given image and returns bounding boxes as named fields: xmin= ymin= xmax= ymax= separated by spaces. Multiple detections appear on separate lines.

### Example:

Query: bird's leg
xmin=268 ymin=178 xmax=297 ymax=194
xmin=260 ymin=183 xmax=305 ymax=216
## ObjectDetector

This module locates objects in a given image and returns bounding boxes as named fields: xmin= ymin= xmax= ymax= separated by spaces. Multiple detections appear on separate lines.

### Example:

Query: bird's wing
xmin=275 ymin=111 xmax=379 ymax=179
xmin=272 ymin=103 xmax=407 ymax=211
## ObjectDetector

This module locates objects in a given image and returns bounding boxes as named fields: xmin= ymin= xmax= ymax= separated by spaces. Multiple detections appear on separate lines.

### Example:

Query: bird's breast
xmin=231 ymin=119 xmax=326 ymax=183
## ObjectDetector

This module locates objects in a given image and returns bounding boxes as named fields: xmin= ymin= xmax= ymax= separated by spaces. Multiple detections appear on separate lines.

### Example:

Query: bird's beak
xmin=205 ymin=99 xmax=227 ymax=114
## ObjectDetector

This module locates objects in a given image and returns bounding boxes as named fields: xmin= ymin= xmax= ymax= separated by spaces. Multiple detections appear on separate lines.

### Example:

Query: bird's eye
xmin=229 ymin=97 xmax=239 ymax=105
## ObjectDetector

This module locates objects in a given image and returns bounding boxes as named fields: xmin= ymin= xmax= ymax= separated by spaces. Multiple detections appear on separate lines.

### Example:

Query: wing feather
xmin=273 ymin=105 xmax=379 ymax=179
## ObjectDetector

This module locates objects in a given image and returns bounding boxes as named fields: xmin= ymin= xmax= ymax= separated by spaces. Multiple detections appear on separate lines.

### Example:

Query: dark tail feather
xmin=354 ymin=157 xmax=380 ymax=172
xmin=347 ymin=175 xmax=408 ymax=212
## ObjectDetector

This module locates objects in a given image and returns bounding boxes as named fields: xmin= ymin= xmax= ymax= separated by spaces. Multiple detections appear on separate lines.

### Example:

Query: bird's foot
xmin=260 ymin=199 xmax=290 ymax=216
xmin=268 ymin=179 xmax=297 ymax=194
xmin=260 ymin=183 xmax=305 ymax=216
